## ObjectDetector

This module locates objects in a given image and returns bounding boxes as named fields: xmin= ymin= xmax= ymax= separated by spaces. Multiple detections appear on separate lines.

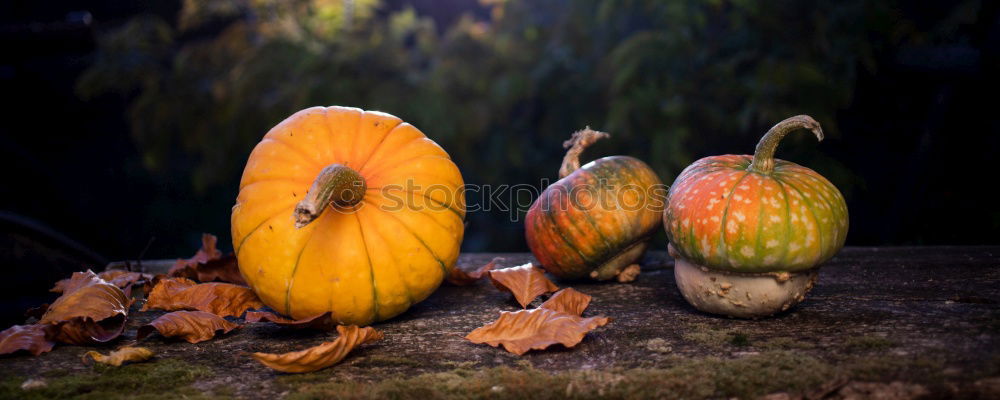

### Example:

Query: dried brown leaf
xmin=143 ymin=274 xmax=167 ymax=294
xmin=47 ymin=317 xmax=127 ymax=345
xmin=142 ymin=277 xmax=263 ymax=318
xmin=101 ymin=270 xmax=154 ymax=290
xmin=51 ymin=270 xmax=152 ymax=293
xmin=465 ymin=308 xmax=610 ymax=356
xmin=39 ymin=271 xmax=129 ymax=345
xmin=168 ymin=234 xmax=247 ymax=285
xmin=250 ymin=325 xmax=383 ymax=373
xmin=539 ymin=288 xmax=592 ymax=316
xmin=169 ymin=253 xmax=246 ymax=285
xmin=489 ymin=263 xmax=559 ymax=308
xmin=245 ymin=311 xmax=337 ymax=331
xmin=137 ymin=311 xmax=240 ymax=343
xmin=49 ymin=272 xmax=95 ymax=294
xmin=183 ymin=233 xmax=222 ymax=264
xmin=82 ymin=346 xmax=154 ymax=366
xmin=42 ymin=271 xmax=130 ymax=322
xmin=447 ymin=257 xmax=502 ymax=286
xmin=0 ymin=324 xmax=57 ymax=356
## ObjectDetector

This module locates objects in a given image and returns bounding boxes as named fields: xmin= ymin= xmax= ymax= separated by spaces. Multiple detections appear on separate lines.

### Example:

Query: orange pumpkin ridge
xmin=232 ymin=106 xmax=465 ymax=325
xmin=665 ymin=115 xmax=846 ymax=273
xmin=526 ymin=128 xmax=664 ymax=281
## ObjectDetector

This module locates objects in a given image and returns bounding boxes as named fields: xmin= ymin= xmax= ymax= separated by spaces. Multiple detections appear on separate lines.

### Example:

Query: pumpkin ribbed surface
xmin=526 ymin=155 xmax=663 ymax=279
xmin=232 ymin=106 xmax=465 ymax=325
xmin=664 ymin=154 xmax=847 ymax=273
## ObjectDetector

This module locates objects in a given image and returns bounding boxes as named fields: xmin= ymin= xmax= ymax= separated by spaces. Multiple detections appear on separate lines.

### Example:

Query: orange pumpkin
xmin=232 ymin=106 xmax=465 ymax=325
xmin=664 ymin=115 xmax=848 ymax=272
xmin=525 ymin=128 xmax=665 ymax=281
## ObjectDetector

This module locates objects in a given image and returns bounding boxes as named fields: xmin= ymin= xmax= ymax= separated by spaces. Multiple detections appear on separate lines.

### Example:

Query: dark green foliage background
xmin=2 ymin=0 xmax=997 ymax=258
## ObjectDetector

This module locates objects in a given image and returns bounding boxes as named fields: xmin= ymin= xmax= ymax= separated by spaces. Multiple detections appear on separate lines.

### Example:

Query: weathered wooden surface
xmin=2 ymin=247 xmax=999 ymax=399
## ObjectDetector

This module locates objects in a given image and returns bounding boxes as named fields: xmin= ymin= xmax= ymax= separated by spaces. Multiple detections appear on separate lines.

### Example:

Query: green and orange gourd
xmin=526 ymin=128 xmax=665 ymax=281
xmin=664 ymin=115 xmax=848 ymax=317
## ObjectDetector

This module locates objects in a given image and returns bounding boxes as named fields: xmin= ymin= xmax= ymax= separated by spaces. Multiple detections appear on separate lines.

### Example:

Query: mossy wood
xmin=4 ymin=247 xmax=997 ymax=399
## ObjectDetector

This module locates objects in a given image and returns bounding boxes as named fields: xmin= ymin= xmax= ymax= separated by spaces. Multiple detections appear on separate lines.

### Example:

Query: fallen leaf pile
xmin=446 ymin=257 xmax=502 ymax=286
xmin=142 ymin=277 xmax=263 ymax=318
xmin=137 ymin=311 xmax=240 ymax=344
xmin=1 ymin=271 xmax=132 ymax=355
xmin=250 ymin=325 xmax=383 ymax=373
xmin=1 ymin=232 xmax=384 ymax=375
xmin=4 ymin=236 xmax=610 ymax=373
xmin=465 ymin=263 xmax=610 ymax=355
xmin=82 ymin=346 xmax=154 ymax=366
xmin=167 ymin=233 xmax=247 ymax=285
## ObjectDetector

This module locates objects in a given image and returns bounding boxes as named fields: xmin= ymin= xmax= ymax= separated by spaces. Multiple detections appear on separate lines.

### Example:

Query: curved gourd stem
xmin=293 ymin=164 xmax=367 ymax=228
xmin=559 ymin=127 xmax=610 ymax=179
xmin=747 ymin=115 xmax=824 ymax=174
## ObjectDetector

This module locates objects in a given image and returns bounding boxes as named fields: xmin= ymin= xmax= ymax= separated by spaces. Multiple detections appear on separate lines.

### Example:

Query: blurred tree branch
xmin=75 ymin=0 xmax=979 ymax=215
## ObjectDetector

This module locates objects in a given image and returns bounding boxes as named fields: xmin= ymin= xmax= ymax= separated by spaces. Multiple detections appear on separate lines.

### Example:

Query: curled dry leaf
xmin=49 ymin=272 xmax=95 ymax=294
xmin=489 ymin=263 xmax=559 ymax=308
xmin=0 ymin=324 xmax=56 ymax=356
xmin=101 ymin=271 xmax=154 ymax=290
xmin=250 ymin=325 xmax=383 ymax=373
xmin=539 ymin=288 xmax=592 ymax=316
xmin=466 ymin=308 xmax=610 ymax=356
xmin=83 ymin=346 xmax=154 ymax=367
xmin=447 ymin=257 xmax=502 ymax=286
xmin=40 ymin=271 xmax=129 ymax=345
xmin=46 ymin=317 xmax=127 ymax=345
xmin=142 ymin=277 xmax=263 ymax=318
xmin=40 ymin=272 xmax=129 ymax=323
xmin=143 ymin=274 xmax=167 ymax=293
xmin=137 ymin=311 xmax=239 ymax=343
xmin=51 ymin=270 xmax=152 ymax=293
xmin=168 ymin=233 xmax=247 ymax=285
xmin=181 ymin=233 xmax=222 ymax=264
xmin=245 ymin=311 xmax=337 ymax=331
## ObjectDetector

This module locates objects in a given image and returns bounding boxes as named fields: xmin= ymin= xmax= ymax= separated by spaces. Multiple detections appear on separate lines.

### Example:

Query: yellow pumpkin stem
xmin=294 ymin=164 xmax=367 ymax=228
xmin=559 ymin=127 xmax=610 ymax=179
xmin=747 ymin=115 xmax=824 ymax=174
